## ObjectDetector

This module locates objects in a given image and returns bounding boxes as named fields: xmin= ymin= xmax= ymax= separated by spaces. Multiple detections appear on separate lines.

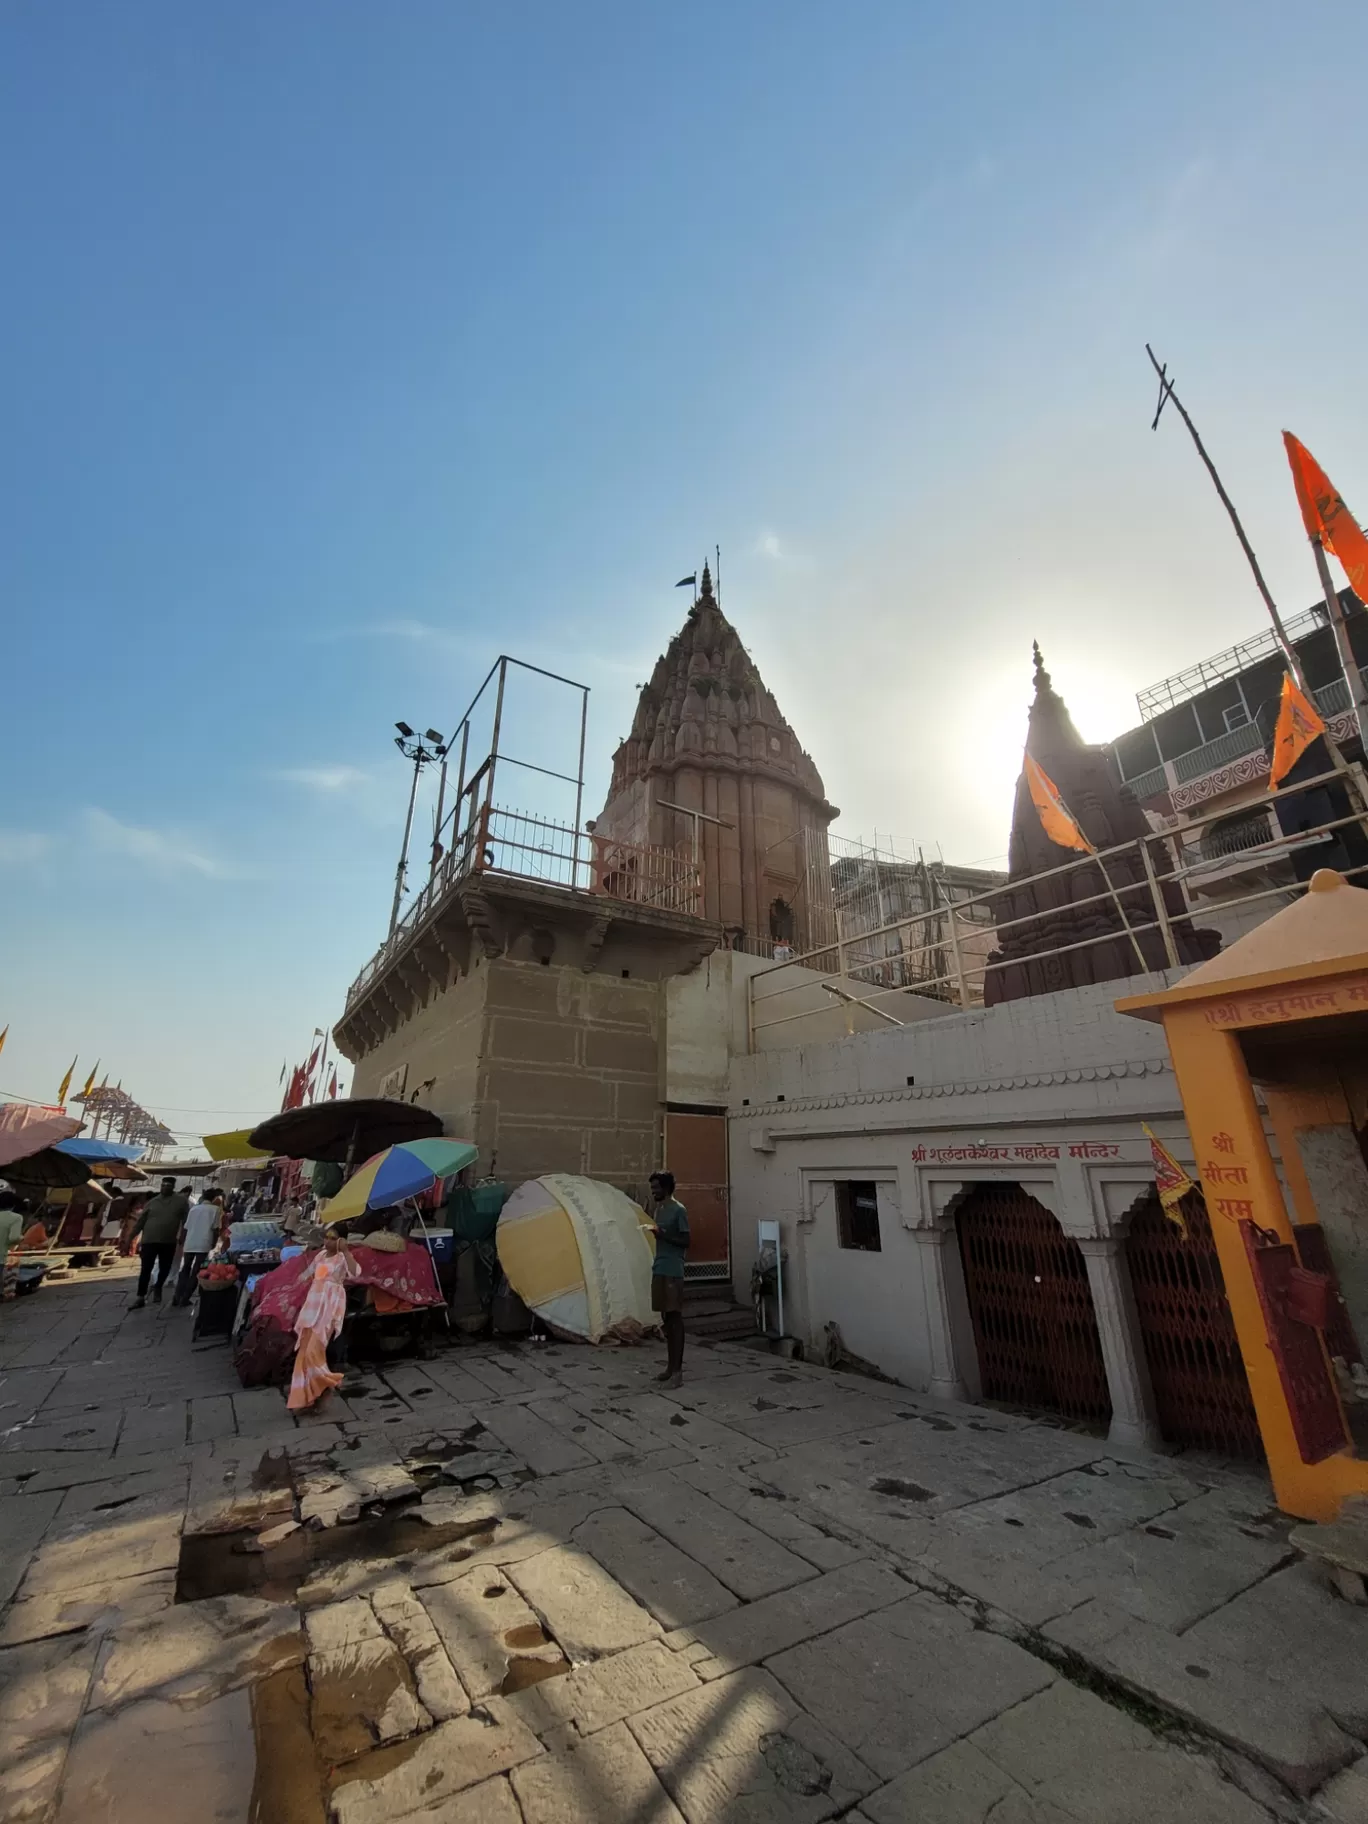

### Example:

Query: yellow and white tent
xmin=496 ymin=1173 xmax=656 ymax=1342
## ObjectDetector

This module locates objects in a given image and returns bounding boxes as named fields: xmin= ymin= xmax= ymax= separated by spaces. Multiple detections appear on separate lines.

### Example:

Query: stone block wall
xmin=349 ymin=953 xmax=665 ymax=1195
xmin=477 ymin=960 xmax=662 ymax=1191
xmin=347 ymin=965 xmax=485 ymax=1141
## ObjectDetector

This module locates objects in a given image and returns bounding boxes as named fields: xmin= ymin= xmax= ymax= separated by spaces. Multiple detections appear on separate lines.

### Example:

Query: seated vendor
xmin=19 ymin=1219 xmax=48 ymax=1250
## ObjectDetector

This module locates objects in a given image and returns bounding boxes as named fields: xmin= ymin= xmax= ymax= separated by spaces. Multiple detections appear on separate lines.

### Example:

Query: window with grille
xmin=835 ymin=1181 xmax=882 ymax=1251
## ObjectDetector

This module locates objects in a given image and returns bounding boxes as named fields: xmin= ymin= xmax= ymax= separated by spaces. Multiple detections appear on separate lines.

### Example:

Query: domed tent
xmin=496 ymin=1174 xmax=656 ymax=1342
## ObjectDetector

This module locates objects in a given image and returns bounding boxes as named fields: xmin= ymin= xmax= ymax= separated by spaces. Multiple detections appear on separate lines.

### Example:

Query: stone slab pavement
xmin=0 ymin=1259 xmax=1365 ymax=1823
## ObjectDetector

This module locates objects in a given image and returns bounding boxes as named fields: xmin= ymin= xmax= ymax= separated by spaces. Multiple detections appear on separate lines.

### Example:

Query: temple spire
xmin=1025 ymin=641 xmax=1083 ymax=760
xmin=699 ymin=560 xmax=714 ymax=602
xmin=984 ymin=644 xmax=1219 ymax=1004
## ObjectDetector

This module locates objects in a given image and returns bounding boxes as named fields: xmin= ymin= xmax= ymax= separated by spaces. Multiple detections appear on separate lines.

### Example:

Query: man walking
xmin=648 ymin=1171 xmax=689 ymax=1388
xmin=172 ymin=1187 xmax=223 ymax=1306
xmin=129 ymin=1177 xmax=190 ymax=1308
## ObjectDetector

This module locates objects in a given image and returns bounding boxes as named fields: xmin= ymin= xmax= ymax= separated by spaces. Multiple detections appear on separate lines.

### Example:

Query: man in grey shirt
xmin=129 ymin=1178 xmax=190 ymax=1308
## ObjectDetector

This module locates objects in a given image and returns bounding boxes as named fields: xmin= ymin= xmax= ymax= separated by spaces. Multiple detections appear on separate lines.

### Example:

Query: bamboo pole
xmin=1310 ymin=538 xmax=1368 ymax=753
xmin=1146 ymin=345 xmax=1362 ymax=806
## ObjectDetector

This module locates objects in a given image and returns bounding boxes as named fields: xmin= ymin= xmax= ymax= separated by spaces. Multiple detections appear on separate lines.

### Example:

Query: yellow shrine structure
xmin=1119 ymin=869 xmax=1368 ymax=1520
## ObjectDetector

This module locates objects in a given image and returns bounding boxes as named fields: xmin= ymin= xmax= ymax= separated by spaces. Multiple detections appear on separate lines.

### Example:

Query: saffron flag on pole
xmin=1023 ymin=754 xmax=1095 ymax=854
xmin=57 ymin=1057 xmax=77 ymax=1107
xmin=1268 ymin=672 xmax=1327 ymax=789
xmin=79 ymin=1061 xmax=99 ymax=1101
xmin=1143 ymin=1123 xmax=1194 ymax=1238
xmin=1284 ymin=432 xmax=1368 ymax=602
xmin=0 ymin=1025 xmax=7 ymax=1059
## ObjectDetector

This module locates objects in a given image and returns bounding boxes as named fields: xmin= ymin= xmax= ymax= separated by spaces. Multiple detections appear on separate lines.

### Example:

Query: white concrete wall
xmin=665 ymin=948 xmax=954 ymax=1107
xmin=726 ymin=972 xmax=1198 ymax=1400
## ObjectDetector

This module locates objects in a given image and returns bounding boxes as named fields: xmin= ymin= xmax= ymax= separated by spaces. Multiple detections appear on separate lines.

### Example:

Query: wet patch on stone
xmin=870 ymin=1476 xmax=934 ymax=1502
xmin=176 ymin=1503 xmax=506 ymax=1605
xmin=498 ymin=1654 xmax=570 ymax=1695
xmin=1063 ymin=1512 xmax=1097 ymax=1529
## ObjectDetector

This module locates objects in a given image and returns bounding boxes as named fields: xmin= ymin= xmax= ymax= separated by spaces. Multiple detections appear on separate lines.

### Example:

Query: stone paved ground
xmin=2 ymin=1262 xmax=1367 ymax=1823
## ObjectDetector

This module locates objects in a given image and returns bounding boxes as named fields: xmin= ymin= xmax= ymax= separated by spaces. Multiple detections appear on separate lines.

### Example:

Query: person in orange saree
xmin=287 ymin=1233 xmax=361 ymax=1412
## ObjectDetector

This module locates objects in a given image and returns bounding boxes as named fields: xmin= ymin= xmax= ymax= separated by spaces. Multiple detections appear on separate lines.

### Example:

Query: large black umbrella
xmin=248 ymin=1097 xmax=443 ymax=1167
xmin=3 ymin=1148 xmax=93 ymax=1191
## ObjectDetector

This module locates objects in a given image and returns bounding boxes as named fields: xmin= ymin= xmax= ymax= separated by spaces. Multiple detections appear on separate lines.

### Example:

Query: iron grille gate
xmin=1125 ymin=1190 xmax=1262 ymax=1461
xmin=956 ymin=1185 xmax=1112 ymax=1425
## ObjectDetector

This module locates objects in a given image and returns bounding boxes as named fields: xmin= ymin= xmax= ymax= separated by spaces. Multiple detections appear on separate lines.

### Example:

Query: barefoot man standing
xmin=648 ymin=1171 xmax=689 ymax=1389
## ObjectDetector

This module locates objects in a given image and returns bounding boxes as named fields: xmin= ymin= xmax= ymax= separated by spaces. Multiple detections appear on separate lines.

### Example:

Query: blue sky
xmin=5 ymin=2 xmax=1368 ymax=1142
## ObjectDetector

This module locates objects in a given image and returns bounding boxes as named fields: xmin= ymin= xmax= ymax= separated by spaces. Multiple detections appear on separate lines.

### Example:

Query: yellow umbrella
xmin=202 ymin=1128 xmax=272 ymax=1162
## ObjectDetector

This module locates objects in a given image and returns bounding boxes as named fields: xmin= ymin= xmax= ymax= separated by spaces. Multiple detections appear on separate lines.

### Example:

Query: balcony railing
xmin=1173 ymin=721 xmax=1262 ymax=782
xmin=344 ymin=808 xmax=702 ymax=1010
xmin=1119 ymin=670 xmax=1368 ymax=801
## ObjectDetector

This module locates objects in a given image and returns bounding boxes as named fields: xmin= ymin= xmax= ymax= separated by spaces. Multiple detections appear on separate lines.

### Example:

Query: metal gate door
xmin=956 ymin=1184 xmax=1112 ymax=1424
xmin=1125 ymin=1190 xmax=1262 ymax=1460
xmin=664 ymin=1110 xmax=730 ymax=1281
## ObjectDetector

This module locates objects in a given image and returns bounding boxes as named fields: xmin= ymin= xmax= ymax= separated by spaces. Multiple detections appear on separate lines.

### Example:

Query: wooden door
xmin=956 ymin=1183 xmax=1112 ymax=1424
xmin=1126 ymin=1190 xmax=1262 ymax=1460
xmin=664 ymin=1110 xmax=729 ymax=1279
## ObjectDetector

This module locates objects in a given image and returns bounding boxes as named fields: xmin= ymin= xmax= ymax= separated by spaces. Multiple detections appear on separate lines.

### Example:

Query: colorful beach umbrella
xmin=320 ymin=1137 xmax=478 ymax=1225
xmin=497 ymin=1174 xmax=656 ymax=1343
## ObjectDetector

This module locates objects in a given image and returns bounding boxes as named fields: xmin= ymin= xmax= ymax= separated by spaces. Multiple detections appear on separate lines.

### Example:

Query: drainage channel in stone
xmin=176 ymin=1503 xmax=503 ymax=1604
xmin=236 ymin=1547 xmax=573 ymax=1824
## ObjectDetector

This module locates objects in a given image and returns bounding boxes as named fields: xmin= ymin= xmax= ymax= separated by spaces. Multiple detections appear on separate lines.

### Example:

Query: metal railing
xmin=1173 ymin=720 xmax=1262 ymax=782
xmin=1120 ymin=670 xmax=1368 ymax=800
xmin=1198 ymin=808 xmax=1275 ymax=863
xmin=747 ymin=768 xmax=1368 ymax=1046
xmin=344 ymin=808 xmax=702 ymax=1010
xmin=1121 ymin=763 xmax=1169 ymax=801
xmin=1135 ymin=606 xmax=1326 ymax=719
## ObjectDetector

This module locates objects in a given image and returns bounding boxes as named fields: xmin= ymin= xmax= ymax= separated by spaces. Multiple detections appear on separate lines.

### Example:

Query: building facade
xmin=1107 ymin=592 xmax=1368 ymax=944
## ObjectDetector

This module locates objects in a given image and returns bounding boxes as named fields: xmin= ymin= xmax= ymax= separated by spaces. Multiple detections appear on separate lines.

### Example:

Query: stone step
xmin=683 ymin=1278 xmax=735 ymax=1303
xmin=684 ymin=1307 xmax=759 ymax=1341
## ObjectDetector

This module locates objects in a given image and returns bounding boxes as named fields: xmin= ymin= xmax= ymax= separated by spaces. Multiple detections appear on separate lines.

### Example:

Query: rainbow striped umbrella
xmin=320 ymin=1137 xmax=478 ymax=1225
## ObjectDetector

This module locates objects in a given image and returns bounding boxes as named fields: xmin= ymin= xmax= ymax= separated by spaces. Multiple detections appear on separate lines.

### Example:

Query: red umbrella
xmin=0 ymin=1104 xmax=81 ymax=1169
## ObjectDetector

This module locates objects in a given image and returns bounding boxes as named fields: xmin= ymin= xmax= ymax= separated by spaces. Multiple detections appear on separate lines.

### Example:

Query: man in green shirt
xmin=129 ymin=1177 xmax=191 ymax=1308
xmin=649 ymin=1171 xmax=689 ymax=1389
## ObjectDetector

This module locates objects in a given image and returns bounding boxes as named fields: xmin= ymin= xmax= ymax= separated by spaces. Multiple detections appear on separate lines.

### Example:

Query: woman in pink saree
xmin=287 ymin=1233 xmax=361 ymax=1411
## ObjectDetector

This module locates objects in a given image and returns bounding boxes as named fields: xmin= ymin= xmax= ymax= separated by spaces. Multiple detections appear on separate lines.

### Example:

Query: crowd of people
xmin=4 ymin=1163 xmax=694 ymax=1409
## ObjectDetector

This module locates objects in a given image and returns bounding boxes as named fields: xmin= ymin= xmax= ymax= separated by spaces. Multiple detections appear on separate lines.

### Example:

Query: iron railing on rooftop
xmin=343 ymin=807 xmax=702 ymax=1009
xmin=1135 ymin=607 xmax=1326 ymax=719
xmin=746 ymin=768 xmax=1368 ymax=1047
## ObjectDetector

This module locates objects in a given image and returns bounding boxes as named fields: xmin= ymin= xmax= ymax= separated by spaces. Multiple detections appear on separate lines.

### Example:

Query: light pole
xmin=388 ymin=722 xmax=447 ymax=940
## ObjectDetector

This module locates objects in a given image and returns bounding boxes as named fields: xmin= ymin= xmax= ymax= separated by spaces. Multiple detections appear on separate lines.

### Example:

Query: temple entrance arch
xmin=1123 ymin=1188 xmax=1262 ymax=1460
xmin=955 ymin=1182 xmax=1112 ymax=1424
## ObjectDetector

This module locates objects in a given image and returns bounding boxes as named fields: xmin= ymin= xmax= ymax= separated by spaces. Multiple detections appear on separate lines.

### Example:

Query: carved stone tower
xmin=591 ymin=564 xmax=838 ymax=951
xmin=984 ymin=645 xmax=1220 ymax=1004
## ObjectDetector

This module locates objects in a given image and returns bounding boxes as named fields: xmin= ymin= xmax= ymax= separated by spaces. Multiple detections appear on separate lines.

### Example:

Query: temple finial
xmin=699 ymin=560 xmax=714 ymax=601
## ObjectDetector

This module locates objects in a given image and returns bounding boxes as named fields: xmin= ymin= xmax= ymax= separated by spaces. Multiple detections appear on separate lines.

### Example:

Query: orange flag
xmin=0 ymin=1025 xmax=7 ymax=1059
xmin=57 ymin=1057 xmax=77 ymax=1107
xmin=1268 ymin=672 xmax=1327 ymax=789
xmin=1023 ymin=754 xmax=1094 ymax=854
xmin=1143 ymin=1124 xmax=1193 ymax=1238
xmin=1284 ymin=432 xmax=1368 ymax=602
